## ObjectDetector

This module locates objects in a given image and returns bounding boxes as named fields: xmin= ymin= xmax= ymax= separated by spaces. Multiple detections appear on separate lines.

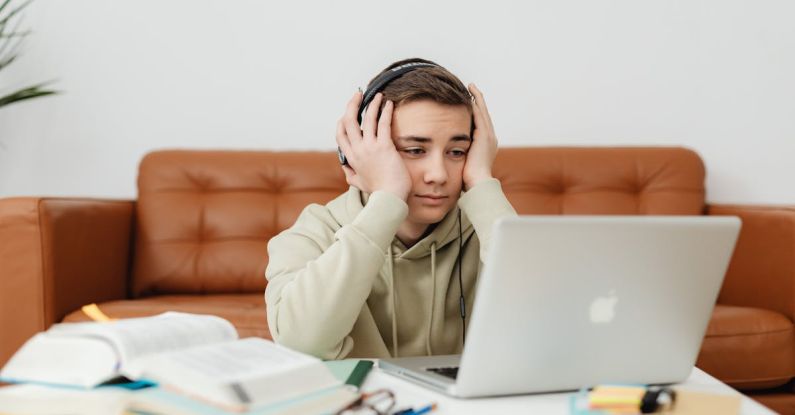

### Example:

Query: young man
xmin=265 ymin=59 xmax=517 ymax=360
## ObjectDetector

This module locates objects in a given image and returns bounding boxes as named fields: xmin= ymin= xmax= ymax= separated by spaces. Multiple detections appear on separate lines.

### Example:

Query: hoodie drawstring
xmin=388 ymin=241 xmax=440 ymax=358
xmin=388 ymin=244 xmax=399 ymax=358
xmin=426 ymin=242 xmax=437 ymax=356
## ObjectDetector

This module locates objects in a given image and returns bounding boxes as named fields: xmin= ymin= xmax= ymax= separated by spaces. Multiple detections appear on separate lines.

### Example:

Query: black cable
xmin=458 ymin=209 xmax=466 ymax=346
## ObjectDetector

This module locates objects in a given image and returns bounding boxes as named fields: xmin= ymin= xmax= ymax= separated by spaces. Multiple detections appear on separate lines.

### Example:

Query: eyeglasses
xmin=335 ymin=388 xmax=396 ymax=415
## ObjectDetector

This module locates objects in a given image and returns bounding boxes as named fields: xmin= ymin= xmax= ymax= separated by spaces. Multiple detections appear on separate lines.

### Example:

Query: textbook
xmin=0 ymin=312 xmax=342 ymax=411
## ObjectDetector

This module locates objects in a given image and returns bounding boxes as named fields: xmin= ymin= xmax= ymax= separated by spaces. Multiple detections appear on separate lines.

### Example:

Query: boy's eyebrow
xmin=396 ymin=135 xmax=472 ymax=143
xmin=396 ymin=136 xmax=431 ymax=143
xmin=451 ymin=134 xmax=473 ymax=142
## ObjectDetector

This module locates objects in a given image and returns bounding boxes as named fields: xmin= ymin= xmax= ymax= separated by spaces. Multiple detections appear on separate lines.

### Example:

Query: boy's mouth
xmin=415 ymin=194 xmax=449 ymax=206
xmin=416 ymin=194 xmax=447 ymax=199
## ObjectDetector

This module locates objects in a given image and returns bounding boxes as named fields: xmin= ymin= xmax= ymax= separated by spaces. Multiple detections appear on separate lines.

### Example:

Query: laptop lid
xmin=452 ymin=215 xmax=740 ymax=397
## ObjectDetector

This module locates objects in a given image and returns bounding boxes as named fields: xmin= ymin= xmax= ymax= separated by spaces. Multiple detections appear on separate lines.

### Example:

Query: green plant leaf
xmin=0 ymin=30 xmax=30 ymax=39
xmin=0 ymin=52 xmax=16 ymax=70
xmin=0 ymin=12 xmax=26 ymax=59
xmin=0 ymin=0 xmax=13 ymax=16
xmin=0 ymin=0 xmax=31 ymax=26
xmin=0 ymin=1 xmax=58 ymax=112
xmin=0 ymin=83 xmax=57 ymax=108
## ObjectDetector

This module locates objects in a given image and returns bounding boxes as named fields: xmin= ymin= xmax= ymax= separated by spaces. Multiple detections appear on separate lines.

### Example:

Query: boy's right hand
xmin=336 ymin=91 xmax=411 ymax=201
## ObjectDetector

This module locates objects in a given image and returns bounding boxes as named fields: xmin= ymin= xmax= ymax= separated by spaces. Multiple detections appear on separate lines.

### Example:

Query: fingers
xmin=361 ymin=93 xmax=383 ymax=140
xmin=468 ymin=83 xmax=495 ymax=134
xmin=343 ymin=90 xmax=364 ymax=143
xmin=337 ymin=91 xmax=396 ymax=188
xmin=471 ymin=96 xmax=488 ymax=137
xmin=377 ymin=100 xmax=394 ymax=141
xmin=341 ymin=165 xmax=362 ymax=189
xmin=469 ymin=83 xmax=490 ymax=112
xmin=335 ymin=119 xmax=353 ymax=162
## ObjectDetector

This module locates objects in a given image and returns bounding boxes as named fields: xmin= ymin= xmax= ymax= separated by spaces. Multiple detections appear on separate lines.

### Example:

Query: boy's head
xmin=367 ymin=58 xmax=473 ymax=115
xmin=367 ymin=58 xmax=473 ymax=227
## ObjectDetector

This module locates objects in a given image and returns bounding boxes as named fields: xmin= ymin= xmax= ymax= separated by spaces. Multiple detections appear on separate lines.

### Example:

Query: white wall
xmin=0 ymin=0 xmax=793 ymax=204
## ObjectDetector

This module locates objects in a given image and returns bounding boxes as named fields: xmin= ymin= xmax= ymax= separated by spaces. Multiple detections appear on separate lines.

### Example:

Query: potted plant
xmin=0 ymin=0 xmax=56 ymax=109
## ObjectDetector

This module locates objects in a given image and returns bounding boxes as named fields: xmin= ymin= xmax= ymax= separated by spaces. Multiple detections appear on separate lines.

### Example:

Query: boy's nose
xmin=423 ymin=154 xmax=448 ymax=184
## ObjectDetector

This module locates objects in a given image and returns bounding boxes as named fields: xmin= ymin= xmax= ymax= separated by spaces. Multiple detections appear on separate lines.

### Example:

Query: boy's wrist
xmin=352 ymin=190 xmax=409 ymax=249
xmin=464 ymin=174 xmax=494 ymax=191
xmin=377 ymin=184 xmax=410 ymax=201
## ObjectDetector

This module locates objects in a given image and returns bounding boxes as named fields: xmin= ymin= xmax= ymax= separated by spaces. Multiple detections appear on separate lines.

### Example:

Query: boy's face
xmin=390 ymin=100 xmax=472 ymax=226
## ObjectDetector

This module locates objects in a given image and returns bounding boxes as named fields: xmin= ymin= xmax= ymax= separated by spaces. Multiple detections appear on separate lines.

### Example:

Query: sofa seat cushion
xmin=61 ymin=294 xmax=269 ymax=339
xmin=697 ymin=304 xmax=795 ymax=389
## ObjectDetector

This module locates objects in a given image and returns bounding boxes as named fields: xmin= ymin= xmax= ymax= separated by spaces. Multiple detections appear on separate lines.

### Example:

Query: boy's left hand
xmin=463 ymin=83 xmax=498 ymax=191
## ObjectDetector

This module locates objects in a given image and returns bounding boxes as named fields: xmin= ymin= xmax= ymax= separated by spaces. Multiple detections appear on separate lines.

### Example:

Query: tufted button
xmin=548 ymin=182 xmax=566 ymax=194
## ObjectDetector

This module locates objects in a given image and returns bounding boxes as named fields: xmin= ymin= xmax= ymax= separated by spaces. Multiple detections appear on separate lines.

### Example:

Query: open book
xmin=0 ymin=312 xmax=343 ymax=411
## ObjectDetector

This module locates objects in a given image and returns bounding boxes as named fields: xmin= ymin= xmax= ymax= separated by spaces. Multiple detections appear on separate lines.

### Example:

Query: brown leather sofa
xmin=1 ymin=147 xmax=793 ymax=413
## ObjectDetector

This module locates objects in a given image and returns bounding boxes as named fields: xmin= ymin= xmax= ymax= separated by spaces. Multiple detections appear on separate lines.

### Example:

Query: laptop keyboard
xmin=427 ymin=366 xmax=459 ymax=379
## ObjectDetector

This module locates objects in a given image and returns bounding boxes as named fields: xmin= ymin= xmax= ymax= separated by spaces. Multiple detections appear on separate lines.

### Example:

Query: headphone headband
xmin=357 ymin=62 xmax=439 ymax=124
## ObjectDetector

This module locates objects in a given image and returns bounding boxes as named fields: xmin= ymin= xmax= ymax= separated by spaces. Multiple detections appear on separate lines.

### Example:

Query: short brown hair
xmin=368 ymin=58 xmax=473 ymax=114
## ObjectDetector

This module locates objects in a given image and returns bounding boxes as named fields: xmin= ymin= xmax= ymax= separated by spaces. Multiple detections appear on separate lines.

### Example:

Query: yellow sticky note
xmin=81 ymin=303 xmax=115 ymax=322
xmin=589 ymin=385 xmax=645 ymax=407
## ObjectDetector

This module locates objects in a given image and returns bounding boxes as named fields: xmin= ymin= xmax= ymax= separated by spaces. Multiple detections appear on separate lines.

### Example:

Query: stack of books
xmin=0 ymin=311 xmax=372 ymax=414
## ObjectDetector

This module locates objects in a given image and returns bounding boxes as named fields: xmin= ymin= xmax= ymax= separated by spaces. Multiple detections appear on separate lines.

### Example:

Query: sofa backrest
xmin=494 ymin=147 xmax=705 ymax=214
xmin=131 ymin=147 xmax=705 ymax=297
xmin=132 ymin=151 xmax=347 ymax=297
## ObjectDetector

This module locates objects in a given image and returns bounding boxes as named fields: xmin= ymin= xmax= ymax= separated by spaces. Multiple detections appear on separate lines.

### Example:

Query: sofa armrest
xmin=707 ymin=203 xmax=795 ymax=321
xmin=0 ymin=197 xmax=134 ymax=366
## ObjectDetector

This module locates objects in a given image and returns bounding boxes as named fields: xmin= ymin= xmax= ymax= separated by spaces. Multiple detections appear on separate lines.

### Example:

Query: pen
xmin=401 ymin=403 xmax=436 ymax=415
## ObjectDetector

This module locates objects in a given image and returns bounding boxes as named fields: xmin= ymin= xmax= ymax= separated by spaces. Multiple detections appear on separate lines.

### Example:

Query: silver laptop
xmin=379 ymin=215 xmax=741 ymax=398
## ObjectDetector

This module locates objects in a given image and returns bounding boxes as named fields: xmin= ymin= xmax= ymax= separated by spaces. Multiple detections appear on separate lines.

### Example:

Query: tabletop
xmin=361 ymin=365 xmax=776 ymax=415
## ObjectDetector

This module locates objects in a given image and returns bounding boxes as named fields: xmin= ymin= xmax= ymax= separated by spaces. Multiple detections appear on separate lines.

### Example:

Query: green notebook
xmin=323 ymin=360 xmax=374 ymax=389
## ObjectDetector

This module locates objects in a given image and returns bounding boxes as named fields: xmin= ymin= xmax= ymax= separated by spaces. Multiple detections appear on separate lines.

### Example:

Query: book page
xmin=47 ymin=312 xmax=238 ymax=369
xmin=0 ymin=384 xmax=130 ymax=415
xmin=139 ymin=337 xmax=315 ymax=383
xmin=130 ymin=338 xmax=341 ymax=408
xmin=0 ymin=333 xmax=119 ymax=388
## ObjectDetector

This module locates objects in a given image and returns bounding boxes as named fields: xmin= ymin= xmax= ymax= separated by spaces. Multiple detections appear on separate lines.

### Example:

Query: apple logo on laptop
xmin=589 ymin=290 xmax=618 ymax=324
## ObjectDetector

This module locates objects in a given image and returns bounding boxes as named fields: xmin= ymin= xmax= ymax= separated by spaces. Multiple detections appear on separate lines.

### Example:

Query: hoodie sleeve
xmin=264 ymin=190 xmax=408 ymax=359
xmin=457 ymin=178 xmax=518 ymax=262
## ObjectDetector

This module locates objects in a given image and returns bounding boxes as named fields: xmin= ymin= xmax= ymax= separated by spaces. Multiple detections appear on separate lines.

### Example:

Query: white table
xmin=0 ymin=366 xmax=775 ymax=414
xmin=361 ymin=366 xmax=775 ymax=414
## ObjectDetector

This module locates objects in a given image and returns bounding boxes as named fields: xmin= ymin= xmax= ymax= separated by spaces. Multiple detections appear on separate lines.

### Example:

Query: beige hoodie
xmin=264 ymin=178 xmax=517 ymax=360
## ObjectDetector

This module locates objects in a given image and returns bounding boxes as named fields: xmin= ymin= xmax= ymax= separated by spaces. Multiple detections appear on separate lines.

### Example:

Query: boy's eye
xmin=449 ymin=149 xmax=468 ymax=157
xmin=402 ymin=148 xmax=425 ymax=155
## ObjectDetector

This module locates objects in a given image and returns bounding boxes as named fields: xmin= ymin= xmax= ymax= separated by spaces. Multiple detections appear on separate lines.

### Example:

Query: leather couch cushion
xmin=62 ymin=294 xmax=270 ymax=340
xmin=132 ymin=151 xmax=347 ymax=296
xmin=698 ymin=304 xmax=795 ymax=389
xmin=493 ymin=147 xmax=705 ymax=215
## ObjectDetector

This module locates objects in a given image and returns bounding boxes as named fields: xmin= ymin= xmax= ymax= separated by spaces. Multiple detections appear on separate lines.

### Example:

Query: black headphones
xmin=337 ymin=61 xmax=440 ymax=166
